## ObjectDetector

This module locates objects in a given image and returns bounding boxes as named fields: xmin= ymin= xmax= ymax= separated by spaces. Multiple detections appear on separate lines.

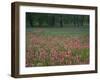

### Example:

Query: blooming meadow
xmin=26 ymin=27 xmax=89 ymax=67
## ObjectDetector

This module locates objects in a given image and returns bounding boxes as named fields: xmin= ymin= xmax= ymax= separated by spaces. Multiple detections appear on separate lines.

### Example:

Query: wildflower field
xmin=26 ymin=27 xmax=89 ymax=67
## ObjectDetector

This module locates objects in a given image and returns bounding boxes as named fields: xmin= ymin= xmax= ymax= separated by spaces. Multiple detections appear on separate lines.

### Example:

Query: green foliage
xmin=26 ymin=12 xmax=89 ymax=28
xmin=80 ymin=48 xmax=89 ymax=61
xmin=71 ymin=48 xmax=89 ymax=64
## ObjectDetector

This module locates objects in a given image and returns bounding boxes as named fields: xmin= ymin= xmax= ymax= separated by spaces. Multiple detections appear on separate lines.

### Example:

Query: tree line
xmin=26 ymin=12 xmax=89 ymax=28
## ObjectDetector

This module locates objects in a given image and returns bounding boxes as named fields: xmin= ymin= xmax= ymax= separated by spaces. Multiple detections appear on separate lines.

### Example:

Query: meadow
xmin=26 ymin=27 xmax=89 ymax=67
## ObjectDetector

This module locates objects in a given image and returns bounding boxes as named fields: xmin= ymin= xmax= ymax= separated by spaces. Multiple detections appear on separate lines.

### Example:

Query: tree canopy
xmin=26 ymin=12 xmax=89 ymax=28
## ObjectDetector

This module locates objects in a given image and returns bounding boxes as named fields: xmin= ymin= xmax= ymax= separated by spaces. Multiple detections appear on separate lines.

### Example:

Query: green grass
xmin=26 ymin=27 xmax=89 ymax=37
